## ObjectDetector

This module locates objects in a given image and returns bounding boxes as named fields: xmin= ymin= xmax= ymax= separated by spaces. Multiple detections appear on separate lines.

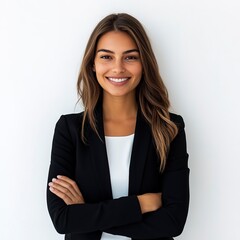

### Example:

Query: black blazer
xmin=47 ymin=105 xmax=189 ymax=240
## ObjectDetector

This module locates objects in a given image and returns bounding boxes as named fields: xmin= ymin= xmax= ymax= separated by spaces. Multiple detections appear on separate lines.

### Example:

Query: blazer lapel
xmin=87 ymin=104 xmax=113 ymax=201
xmin=128 ymin=110 xmax=151 ymax=195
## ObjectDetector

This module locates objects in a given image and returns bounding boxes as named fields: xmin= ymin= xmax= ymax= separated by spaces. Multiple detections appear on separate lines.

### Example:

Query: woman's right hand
xmin=137 ymin=193 xmax=162 ymax=214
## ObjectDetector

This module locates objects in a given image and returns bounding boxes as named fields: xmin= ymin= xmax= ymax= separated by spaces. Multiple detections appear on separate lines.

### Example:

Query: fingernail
xmin=48 ymin=182 xmax=53 ymax=186
xmin=49 ymin=187 xmax=54 ymax=191
xmin=57 ymin=175 xmax=62 ymax=179
xmin=52 ymin=178 xmax=57 ymax=182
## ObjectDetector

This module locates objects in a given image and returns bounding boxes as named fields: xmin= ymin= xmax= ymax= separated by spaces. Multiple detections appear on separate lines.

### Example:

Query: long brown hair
xmin=77 ymin=13 xmax=178 ymax=171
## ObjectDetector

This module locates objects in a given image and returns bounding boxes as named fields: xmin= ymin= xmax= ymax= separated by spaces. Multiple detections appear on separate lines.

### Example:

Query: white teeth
xmin=108 ymin=77 xmax=129 ymax=83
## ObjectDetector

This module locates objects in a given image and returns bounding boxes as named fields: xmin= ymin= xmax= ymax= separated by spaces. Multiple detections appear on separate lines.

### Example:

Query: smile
xmin=107 ymin=77 xmax=130 ymax=83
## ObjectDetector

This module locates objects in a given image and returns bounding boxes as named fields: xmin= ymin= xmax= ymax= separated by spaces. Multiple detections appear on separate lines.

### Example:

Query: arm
xmin=103 ymin=115 xmax=190 ymax=238
xmin=49 ymin=176 xmax=162 ymax=212
xmin=47 ymin=115 xmax=144 ymax=234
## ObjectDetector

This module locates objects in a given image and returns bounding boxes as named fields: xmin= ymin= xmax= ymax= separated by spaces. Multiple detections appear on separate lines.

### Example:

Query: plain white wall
xmin=1 ymin=0 xmax=240 ymax=239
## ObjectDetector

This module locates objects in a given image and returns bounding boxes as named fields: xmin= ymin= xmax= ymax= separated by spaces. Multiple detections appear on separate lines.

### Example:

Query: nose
xmin=112 ymin=59 xmax=126 ymax=73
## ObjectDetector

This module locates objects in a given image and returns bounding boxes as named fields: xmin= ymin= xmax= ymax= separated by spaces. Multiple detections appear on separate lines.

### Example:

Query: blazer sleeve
xmin=46 ymin=115 xmax=142 ymax=234
xmin=104 ymin=115 xmax=190 ymax=239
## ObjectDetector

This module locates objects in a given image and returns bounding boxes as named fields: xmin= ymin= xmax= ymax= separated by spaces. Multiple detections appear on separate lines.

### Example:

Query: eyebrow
xmin=96 ymin=49 xmax=139 ymax=54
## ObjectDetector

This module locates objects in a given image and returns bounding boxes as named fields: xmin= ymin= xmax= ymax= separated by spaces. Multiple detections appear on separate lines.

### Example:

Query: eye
xmin=125 ymin=55 xmax=139 ymax=61
xmin=100 ymin=55 xmax=112 ymax=60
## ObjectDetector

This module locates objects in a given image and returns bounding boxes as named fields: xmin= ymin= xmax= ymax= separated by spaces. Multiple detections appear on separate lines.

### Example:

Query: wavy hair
xmin=77 ymin=13 xmax=178 ymax=171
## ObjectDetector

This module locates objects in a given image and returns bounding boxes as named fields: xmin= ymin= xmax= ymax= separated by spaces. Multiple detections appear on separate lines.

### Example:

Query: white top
xmin=101 ymin=134 xmax=134 ymax=240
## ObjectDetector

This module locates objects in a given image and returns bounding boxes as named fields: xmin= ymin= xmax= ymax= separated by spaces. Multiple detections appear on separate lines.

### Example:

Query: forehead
xmin=96 ymin=31 xmax=138 ymax=51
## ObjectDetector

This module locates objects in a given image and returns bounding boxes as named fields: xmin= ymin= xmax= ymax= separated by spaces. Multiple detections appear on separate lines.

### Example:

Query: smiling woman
xmin=47 ymin=13 xmax=189 ymax=240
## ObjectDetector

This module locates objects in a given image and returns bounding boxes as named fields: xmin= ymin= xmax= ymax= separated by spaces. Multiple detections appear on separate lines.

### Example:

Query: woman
xmin=47 ymin=13 xmax=189 ymax=240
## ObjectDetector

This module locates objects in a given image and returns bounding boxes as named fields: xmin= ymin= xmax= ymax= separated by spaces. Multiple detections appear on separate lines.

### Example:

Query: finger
xmin=49 ymin=181 xmax=76 ymax=202
xmin=52 ymin=178 xmax=80 ymax=199
xmin=49 ymin=182 xmax=84 ymax=204
xmin=48 ymin=182 xmax=85 ymax=205
xmin=57 ymin=175 xmax=82 ymax=196
xmin=50 ymin=178 xmax=85 ymax=203
xmin=49 ymin=186 xmax=73 ymax=205
xmin=57 ymin=175 xmax=82 ymax=195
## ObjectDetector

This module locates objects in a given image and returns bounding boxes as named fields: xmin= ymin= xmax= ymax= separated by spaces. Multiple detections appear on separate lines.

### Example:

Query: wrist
xmin=137 ymin=195 xmax=147 ymax=214
xmin=137 ymin=193 xmax=162 ymax=214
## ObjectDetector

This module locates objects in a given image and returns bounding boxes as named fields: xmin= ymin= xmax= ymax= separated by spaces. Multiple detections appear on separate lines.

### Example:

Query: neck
xmin=102 ymin=94 xmax=138 ymax=121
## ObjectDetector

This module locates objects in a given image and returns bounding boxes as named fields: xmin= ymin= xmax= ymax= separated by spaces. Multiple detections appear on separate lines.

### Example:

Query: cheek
xmin=94 ymin=62 xmax=110 ymax=73
xmin=132 ymin=67 xmax=143 ymax=79
xmin=94 ymin=67 xmax=104 ymax=81
xmin=94 ymin=66 xmax=107 ymax=85
xmin=130 ymin=63 xmax=142 ymax=74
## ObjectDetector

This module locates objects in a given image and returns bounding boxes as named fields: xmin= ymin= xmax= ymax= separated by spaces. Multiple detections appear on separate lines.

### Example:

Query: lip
xmin=106 ymin=77 xmax=130 ymax=86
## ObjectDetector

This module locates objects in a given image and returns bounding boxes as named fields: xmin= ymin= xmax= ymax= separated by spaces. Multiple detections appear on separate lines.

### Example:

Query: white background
xmin=1 ymin=0 xmax=240 ymax=239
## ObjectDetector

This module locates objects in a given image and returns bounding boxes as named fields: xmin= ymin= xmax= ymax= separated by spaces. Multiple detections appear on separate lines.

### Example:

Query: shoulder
xmin=51 ymin=111 xmax=87 ymax=146
xmin=60 ymin=111 xmax=84 ymax=125
xmin=54 ymin=111 xmax=85 ymax=134
xmin=169 ymin=112 xmax=185 ymax=130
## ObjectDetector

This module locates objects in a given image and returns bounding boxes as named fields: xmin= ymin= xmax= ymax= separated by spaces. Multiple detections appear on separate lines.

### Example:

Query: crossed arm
xmin=48 ymin=175 xmax=162 ymax=214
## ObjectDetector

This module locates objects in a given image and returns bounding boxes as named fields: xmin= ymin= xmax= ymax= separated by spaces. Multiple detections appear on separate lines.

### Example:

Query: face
xmin=94 ymin=31 xmax=143 ymax=99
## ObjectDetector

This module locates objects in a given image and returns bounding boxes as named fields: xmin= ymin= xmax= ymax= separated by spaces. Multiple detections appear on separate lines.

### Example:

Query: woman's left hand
xmin=48 ymin=175 xmax=85 ymax=205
